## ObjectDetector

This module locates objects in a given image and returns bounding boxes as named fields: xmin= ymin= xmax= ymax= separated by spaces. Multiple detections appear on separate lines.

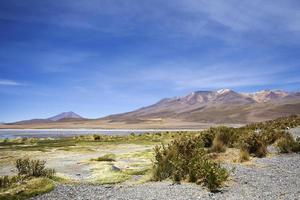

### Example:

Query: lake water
xmin=0 ymin=129 xmax=202 ymax=139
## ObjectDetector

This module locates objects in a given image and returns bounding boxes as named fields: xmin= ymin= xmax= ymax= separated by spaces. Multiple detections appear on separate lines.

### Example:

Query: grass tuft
xmin=239 ymin=150 xmax=250 ymax=162
xmin=90 ymin=154 xmax=116 ymax=162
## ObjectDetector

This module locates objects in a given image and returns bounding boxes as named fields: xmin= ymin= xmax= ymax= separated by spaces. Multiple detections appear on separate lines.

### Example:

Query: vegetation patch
xmin=90 ymin=154 xmax=116 ymax=162
xmin=16 ymin=158 xmax=55 ymax=178
xmin=123 ymin=168 xmax=150 ymax=176
xmin=94 ymin=165 xmax=131 ymax=184
xmin=0 ymin=159 xmax=55 ymax=200
xmin=152 ymin=115 xmax=300 ymax=191
xmin=0 ymin=177 xmax=54 ymax=200
xmin=152 ymin=137 xmax=229 ymax=191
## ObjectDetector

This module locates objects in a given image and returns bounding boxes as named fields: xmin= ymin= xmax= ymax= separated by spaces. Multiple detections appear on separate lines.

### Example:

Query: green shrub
xmin=276 ymin=133 xmax=300 ymax=153
xmin=16 ymin=158 xmax=55 ymax=178
xmin=152 ymin=137 xmax=229 ymax=191
xmin=93 ymin=134 xmax=102 ymax=141
xmin=198 ymin=131 xmax=215 ymax=147
xmin=291 ymin=141 xmax=300 ymax=152
xmin=245 ymin=115 xmax=300 ymax=131
xmin=197 ymin=159 xmax=229 ymax=191
xmin=214 ymin=127 xmax=237 ymax=147
xmin=260 ymin=129 xmax=287 ymax=145
xmin=240 ymin=132 xmax=267 ymax=158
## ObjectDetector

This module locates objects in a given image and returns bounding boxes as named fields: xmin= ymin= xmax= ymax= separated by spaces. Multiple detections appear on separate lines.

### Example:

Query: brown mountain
xmin=105 ymin=89 xmax=300 ymax=124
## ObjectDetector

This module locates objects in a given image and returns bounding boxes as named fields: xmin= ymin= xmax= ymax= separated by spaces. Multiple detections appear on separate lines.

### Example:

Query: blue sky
xmin=0 ymin=0 xmax=300 ymax=122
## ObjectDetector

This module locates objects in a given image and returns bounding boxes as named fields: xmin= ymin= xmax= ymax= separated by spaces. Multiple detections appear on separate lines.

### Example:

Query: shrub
xmin=210 ymin=138 xmax=226 ymax=153
xmin=197 ymin=159 xmax=229 ymax=191
xmin=239 ymin=150 xmax=250 ymax=162
xmin=291 ymin=141 xmax=300 ymax=152
xmin=245 ymin=115 xmax=300 ymax=131
xmin=260 ymin=129 xmax=287 ymax=145
xmin=198 ymin=131 xmax=215 ymax=147
xmin=152 ymin=137 xmax=229 ymax=191
xmin=93 ymin=134 xmax=102 ymax=141
xmin=276 ymin=133 xmax=300 ymax=153
xmin=16 ymin=158 xmax=55 ymax=178
xmin=240 ymin=132 xmax=267 ymax=158
xmin=214 ymin=127 xmax=237 ymax=147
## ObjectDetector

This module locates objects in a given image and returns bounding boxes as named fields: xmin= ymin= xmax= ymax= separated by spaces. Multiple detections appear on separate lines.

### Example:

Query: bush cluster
xmin=276 ymin=133 xmax=300 ymax=153
xmin=0 ymin=159 xmax=54 ymax=189
xmin=152 ymin=115 xmax=300 ymax=191
xmin=201 ymin=115 xmax=300 ymax=156
xmin=153 ymin=137 xmax=229 ymax=191
xmin=239 ymin=132 xmax=267 ymax=157
xmin=16 ymin=158 xmax=55 ymax=178
xmin=245 ymin=115 xmax=300 ymax=130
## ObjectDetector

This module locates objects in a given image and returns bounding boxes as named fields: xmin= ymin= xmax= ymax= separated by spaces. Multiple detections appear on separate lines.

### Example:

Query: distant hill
xmin=10 ymin=111 xmax=84 ymax=125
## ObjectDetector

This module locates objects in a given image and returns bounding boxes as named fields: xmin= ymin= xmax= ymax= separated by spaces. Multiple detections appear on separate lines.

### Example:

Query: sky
xmin=0 ymin=0 xmax=300 ymax=122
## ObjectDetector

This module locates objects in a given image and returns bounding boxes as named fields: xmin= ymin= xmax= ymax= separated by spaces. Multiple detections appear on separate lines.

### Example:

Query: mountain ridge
xmin=104 ymin=89 xmax=300 ymax=123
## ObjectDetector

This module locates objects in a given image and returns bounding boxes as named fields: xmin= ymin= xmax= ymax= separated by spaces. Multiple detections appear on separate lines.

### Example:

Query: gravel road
xmin=32 ymin=153 xmax=300 ymax=200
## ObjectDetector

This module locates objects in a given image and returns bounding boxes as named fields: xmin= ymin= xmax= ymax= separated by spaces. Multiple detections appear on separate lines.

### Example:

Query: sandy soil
xmin=0 ymin=143 xmax=154 ymax=181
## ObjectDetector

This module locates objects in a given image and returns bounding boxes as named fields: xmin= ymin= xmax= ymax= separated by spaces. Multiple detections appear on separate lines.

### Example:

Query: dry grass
xmin=239 ymin=150 xmax=250 ymax=162
xmin=210 ymin=138 xmax=226 ymax=153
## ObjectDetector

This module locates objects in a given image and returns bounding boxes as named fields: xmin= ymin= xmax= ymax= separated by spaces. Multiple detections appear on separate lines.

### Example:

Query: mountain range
xmin=2 ymin=89 xmax=300 ymax=128
xmin=104 ymin=89 xmax=300 ymax=124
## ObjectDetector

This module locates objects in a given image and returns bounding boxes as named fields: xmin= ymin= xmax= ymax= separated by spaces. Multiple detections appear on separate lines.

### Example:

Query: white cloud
xmin=2 ymin=0 xmax=300 ymax=43
xmin=0 ymin=79 xmax=23 ymax=86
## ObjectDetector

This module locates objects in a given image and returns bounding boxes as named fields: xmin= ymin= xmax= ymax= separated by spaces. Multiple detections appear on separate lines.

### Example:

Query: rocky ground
xmin=32 ymin=153 xmax=300 ymax=200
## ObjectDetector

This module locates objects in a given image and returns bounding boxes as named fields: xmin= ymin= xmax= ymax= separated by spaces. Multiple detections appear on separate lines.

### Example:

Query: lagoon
xmin=0 ymin=128 xmax=202 ymax=139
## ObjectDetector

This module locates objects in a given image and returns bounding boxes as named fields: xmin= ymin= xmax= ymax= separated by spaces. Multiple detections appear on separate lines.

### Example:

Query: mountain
xmin=246 ymin=90 xmax=290 ymax=102
xmin=11 ymin=111 xmax=83 ymax=125
xmin=47 ymin=112 xmax=83 ymax=121
xmin=105 ymin=89 xmax=300 ymax=123
xmin=2 ymin=89 xmax=300 ymax=128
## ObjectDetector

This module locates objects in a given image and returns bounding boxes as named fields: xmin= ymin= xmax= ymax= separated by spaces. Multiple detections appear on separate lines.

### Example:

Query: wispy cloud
xmin=1 ymin=0 xmax=299 ymax=43
xmin=0 ymin=79 xmax=23 ymax=86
